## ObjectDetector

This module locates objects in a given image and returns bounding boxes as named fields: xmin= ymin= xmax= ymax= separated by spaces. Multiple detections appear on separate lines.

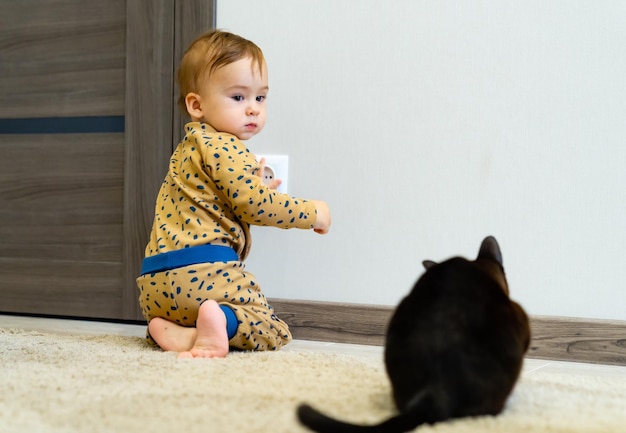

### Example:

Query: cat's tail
xmin=297 ymin=390 xmax=439 ymax=433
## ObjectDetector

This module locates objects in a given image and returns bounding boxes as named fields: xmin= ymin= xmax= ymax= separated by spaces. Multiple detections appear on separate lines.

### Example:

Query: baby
xmin=136 ymin=30 xmax=331 ymax=358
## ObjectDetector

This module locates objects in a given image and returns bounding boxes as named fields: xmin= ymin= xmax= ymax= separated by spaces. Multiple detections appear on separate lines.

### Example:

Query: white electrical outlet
xmin=256 ymin=155 xmax=289 ymax=194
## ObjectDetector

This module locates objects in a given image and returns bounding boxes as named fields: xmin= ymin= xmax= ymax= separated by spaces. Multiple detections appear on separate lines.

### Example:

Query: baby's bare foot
xmin=178 ymin=300 xmax=229 ymax=359
xmin=148 ymin=317 xmax=195 ymax=352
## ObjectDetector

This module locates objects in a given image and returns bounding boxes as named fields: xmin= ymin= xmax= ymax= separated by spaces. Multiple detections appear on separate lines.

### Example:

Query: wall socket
xmin=256 ymin=154 xmax=289 ymax=194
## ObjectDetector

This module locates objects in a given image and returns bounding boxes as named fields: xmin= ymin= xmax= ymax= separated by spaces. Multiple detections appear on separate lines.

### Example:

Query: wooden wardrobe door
xmin=0 ymin=0 xmax=130 ymax=319
xmin=0 ymin=1 xmax=212 ymax=321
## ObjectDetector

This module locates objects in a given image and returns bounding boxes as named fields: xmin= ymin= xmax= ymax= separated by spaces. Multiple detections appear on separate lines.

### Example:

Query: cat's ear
xmin=477 ymin=236 xmax=503 ymax=266
xmin=423 ymin=260 xmax=438 ymax=270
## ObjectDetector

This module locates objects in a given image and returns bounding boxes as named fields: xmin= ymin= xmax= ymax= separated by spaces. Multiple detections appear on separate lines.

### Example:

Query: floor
xmin=2 ymin=314 xmax=625 ymax=378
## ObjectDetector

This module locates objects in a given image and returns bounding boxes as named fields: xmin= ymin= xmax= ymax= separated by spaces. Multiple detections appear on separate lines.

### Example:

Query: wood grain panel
xmin=123 ymin=0 xmax=176 ymax=320
xmin=0 ymin=258 xmax=123 ymax=319
xmin=0 ymin=133 xmax=124 ymax=318
xmin=0 ymin=0 xmax=126 ymax=118
xmin=270 ymin=299 xmax=392 ymax=346
xmin=269 ymin=298 xmax=626 ymax=366
xmin=528 ymin=316 xmax=626 ymax=365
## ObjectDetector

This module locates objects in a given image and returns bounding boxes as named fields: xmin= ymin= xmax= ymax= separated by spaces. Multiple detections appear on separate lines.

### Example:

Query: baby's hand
xmin=311 ymin=200 xmax=331 ymax=234
xmin=258 ymin=157 xmax=282 ymax=190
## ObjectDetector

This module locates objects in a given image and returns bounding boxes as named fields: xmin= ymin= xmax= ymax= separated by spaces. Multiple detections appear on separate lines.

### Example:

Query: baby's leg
xmin=228 ymin=303 xmax=292 ymax=351
xmin=148 ymin=300 xmax=229 ymax=358
xmin=178 ymin=299 xmax=229 ymax=359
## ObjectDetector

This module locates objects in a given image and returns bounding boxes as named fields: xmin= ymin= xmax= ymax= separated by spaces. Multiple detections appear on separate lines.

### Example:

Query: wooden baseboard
xmin=269 ymin=298 xmax=626 ymax=366
xmin=270 ymin=299 xmax=391 ymax=346
xmin=528 ymin=315 xmax=626 ymax=365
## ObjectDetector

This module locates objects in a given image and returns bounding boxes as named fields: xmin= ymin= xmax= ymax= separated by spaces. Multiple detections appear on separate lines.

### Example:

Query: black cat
xmin=298 ymin=236 xmax=530 ymax=433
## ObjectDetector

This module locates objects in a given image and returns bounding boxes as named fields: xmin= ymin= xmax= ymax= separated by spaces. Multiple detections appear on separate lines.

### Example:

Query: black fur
xmin=298 ymin=236 xmax=530 ymax=433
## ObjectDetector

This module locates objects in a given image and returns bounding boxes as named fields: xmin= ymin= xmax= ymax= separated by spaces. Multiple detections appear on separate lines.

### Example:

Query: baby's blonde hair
xmin=177 ymin=29 xmax=266 ymax=114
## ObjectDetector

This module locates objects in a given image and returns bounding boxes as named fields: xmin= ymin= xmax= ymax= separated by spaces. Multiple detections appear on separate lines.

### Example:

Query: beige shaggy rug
xmin=1 ymin=328 xmax=625 ymax=433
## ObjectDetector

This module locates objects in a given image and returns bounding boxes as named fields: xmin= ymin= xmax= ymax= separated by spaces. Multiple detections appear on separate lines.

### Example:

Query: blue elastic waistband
xmin=140 ymin=244 xmax=239 ymax=275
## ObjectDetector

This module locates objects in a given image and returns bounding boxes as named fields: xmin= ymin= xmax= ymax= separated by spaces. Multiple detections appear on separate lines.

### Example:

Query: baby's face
xmin=198 ymin=57 xmax=268 ymax=140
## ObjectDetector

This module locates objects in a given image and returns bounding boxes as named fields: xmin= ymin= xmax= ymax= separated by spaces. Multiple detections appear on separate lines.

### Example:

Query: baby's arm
xmin=311 ymin=200 xmax=331 ymax=234
xmin=203 ymin=137 xmax=321 ymax=230
xmin=254 ymin=159 xmax=331 ymax=234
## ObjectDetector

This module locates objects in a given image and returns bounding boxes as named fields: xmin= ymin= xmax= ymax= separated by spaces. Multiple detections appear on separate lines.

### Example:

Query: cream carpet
xmin=1 ymin=328 xmax=625 ymax=433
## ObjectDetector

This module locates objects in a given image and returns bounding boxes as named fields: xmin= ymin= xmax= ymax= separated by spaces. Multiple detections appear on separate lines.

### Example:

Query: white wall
xmin=217 ymin=1 xmax=626 ymax=321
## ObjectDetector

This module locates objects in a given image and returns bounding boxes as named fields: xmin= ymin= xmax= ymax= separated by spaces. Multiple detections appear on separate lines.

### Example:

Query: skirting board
xmin=269 ymin=298 xmax=626 ymax=366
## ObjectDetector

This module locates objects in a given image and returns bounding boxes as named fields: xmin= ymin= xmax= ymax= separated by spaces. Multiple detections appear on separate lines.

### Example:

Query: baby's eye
xmin=232 ymin=95 xmax=243 ymax=102
xmin=256 ymin=95 xmax=266 ymax=102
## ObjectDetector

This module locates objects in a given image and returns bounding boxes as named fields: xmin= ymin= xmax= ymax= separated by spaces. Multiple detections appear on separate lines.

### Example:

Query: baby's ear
xmin=422 ymin=260 xmax=437 ymax=270
xmin=184 ymin=93 xmax=204 ymax=120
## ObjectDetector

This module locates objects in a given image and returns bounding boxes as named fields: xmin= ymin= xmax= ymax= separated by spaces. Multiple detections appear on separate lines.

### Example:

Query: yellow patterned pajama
xmin=137 ymin=260 xmax=291 ymax=351
xmin=137 ymin=122 xmax=316 ymax=352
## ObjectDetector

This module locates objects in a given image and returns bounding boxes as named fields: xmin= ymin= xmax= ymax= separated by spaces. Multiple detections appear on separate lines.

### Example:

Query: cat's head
xmin=423 ymin=236 xmax=510 ymax=295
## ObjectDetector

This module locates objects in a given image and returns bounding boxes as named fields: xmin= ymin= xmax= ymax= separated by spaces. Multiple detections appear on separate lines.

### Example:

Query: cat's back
xmin=398 ymin=257 xmax=525 ymax=350
xmin=385 ymin=255 xmax=529 ymax=416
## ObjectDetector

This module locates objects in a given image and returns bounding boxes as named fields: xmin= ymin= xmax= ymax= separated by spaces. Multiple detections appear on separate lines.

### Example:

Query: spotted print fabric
xmin=137 ymin=261 xmax=291 ymax=351
xmin=137 ymin=122 xmax=317 ymax=351
xmin=144 ymin=122 xmax=316 ymax=260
